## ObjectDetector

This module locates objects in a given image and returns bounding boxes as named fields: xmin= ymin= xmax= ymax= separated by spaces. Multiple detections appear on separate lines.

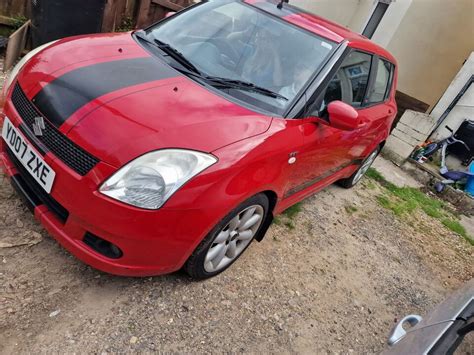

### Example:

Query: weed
xmin=366 ymin=168 xmax=385 ymax=183
xmin=273 ymin=203 xmax=303 ymax=230
xmin=377 ymin=195 xmax=391 ymax=209
xmin=116 ymin=17 xmax=134 ymax=32
xmin=11 ymin=16 xmax=27 ymax=30
xmin=366 ymin=181 xmax=376 ymax=190
xmin=422 ymin=204 xmax=444 ymax=219
xmin=368 ymin=168 xmax=445 ymax=218
xmin=442 ymin=219 xmax=474 ymax=246
xmin=273 ymin=216 xmax=282 ymax=226
xmin=344 ymin=205 xmax=358 ymax=214
xmin=369 ymin=167 xmax=473 ymax=246
xmin=284 ymin=221 xmax=295 ymax=230
xmin=283 ymin=203 xmax=302 ymax=219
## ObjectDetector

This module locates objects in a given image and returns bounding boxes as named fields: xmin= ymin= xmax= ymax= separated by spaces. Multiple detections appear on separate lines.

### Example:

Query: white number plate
xmin=2 ymin=117 xmax=56 ymax=193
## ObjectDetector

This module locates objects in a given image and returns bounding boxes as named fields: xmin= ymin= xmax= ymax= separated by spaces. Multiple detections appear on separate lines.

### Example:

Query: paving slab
xmin=460 ymin=215 xmax=474 ymax=242
xmin=372 ymin=156 xmax=423 ymax=188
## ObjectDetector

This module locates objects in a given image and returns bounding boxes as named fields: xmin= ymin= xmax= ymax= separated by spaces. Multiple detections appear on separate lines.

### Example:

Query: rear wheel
xmin=338 ymin=146 xmax=380 ymax=188
xmin=183 ymin=194 xmax=269 ymax=279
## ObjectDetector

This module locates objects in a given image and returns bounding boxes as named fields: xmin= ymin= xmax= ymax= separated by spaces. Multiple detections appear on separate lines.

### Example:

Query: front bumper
xmin=0 ymin=112 xmax=216 ymax=276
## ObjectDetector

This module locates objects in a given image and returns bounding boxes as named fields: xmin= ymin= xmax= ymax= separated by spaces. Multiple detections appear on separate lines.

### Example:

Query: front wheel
xmin=338 ymin=146 xmax=380 ymax=188
xmin=183 ymin=194 xmax=269 ymax=279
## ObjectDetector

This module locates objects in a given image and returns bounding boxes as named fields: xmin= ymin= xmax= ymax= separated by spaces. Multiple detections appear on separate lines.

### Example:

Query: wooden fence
xmin=0 ymin=0 xmax=195 ymax=32
xmin=135 ymin=0 xmax=193 ymax=28
xmin=1 ymin=0 xmax=195 ymax=71
xmin=0 ymin=0 xmax=29 ymax=18
xmin=102 ymin=0 xmax=139 ymax=32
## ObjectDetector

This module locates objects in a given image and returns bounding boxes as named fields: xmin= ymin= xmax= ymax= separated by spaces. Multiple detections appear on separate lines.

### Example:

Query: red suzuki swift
xmin=0 ymin=0 xmax=397 ymax=279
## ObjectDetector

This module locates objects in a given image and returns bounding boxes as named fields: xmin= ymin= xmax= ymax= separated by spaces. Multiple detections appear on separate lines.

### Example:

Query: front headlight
xmin=4 ymin=40 xmax=58 ymax=92
xmin=99 ymin=149 xmax=217 ymax=210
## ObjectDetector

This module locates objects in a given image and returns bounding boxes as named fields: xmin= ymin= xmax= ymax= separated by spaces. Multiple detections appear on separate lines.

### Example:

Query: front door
xmin=283 ymin=50 xmax=396 ymax=199
xmin=285 ymin=50 xmax=375 ymax=198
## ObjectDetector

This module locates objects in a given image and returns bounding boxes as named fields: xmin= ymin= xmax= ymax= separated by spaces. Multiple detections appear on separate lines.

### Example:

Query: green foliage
xmin=365 ymin=181 xmax=376 ymax=190
xmin=377 ymin=195 xmax=391 ymax=209
xmin=376 ymin=195 xmax=416 ymax=217
xmin=366 ymin=167 xmax=385 ymax=182
xmin=116 ymin=17 xmax=134 ymax=32
xmin=272 ymin=203 xmax=302 ymax=230
xmin=368 ymin=168 xmax=446 ymax=218
xmin=422 ymin=204 xmax=444 ymax=219
xmin=11 ymin=16 xmax=28 ymax=30
xmin=344 ymin=205 xmax=358 ymax=214
xmin=283 ymin=203 xmax=302 ymax=219
xmin=284 ymin=221 xmax=295 ymax=230
xmin=442 ymin=219 xmax=474 ymax=246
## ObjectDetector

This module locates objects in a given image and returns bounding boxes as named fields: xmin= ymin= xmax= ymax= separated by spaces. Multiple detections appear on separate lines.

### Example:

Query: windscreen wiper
xmin=134 ymin=31 xmax=201 ymax=76
xmin=153 ymin=38 xmax=201 ymax=76
xmin=204 ymin=76 xmax=288 ymax=101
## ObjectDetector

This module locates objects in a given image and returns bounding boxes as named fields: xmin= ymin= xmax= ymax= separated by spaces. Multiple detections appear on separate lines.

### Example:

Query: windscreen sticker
xmin=321 ymin=42 xmax=333 ymax=50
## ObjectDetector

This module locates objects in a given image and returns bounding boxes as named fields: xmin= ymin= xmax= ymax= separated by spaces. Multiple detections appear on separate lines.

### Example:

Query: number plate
xmin=2 ymin=117 xmax=56 ymax=193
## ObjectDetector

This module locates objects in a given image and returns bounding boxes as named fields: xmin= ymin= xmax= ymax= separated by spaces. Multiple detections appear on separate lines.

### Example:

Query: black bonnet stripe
xmin=32 ymin=57 xmax=177 ymax=128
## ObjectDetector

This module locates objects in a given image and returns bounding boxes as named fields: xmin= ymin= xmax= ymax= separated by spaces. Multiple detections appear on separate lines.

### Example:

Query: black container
xmin=449 ymin=120 xmax=474 ymax=165
xmin=31 ymin=0 xmax=107 ymax=47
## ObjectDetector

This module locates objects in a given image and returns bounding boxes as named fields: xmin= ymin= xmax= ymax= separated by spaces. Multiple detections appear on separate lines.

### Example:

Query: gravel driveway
xmin=0 ymin=56 xmax=472 ymax=354
xmin=1 ymin=159 xmax=472 ymax=353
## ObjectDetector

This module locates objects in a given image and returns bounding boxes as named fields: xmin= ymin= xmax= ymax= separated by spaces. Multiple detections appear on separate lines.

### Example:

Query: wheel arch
xmin=254 ymin=190 xmax=278 ymax=242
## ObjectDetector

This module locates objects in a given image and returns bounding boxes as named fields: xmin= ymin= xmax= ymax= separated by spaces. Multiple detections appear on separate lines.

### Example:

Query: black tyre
xmin=183 ymin=194 xmax=269 ymax=279
xmin=338 ymin=146 xmax=381 ymax=189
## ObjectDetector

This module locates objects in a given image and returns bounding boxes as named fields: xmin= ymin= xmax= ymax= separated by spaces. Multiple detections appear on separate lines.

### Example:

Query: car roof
xmin=244 ymin=0 xmax=397 ymax=64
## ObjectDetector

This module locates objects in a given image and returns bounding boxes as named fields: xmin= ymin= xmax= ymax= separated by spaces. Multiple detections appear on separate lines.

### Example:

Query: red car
xmin=0 ymin=0 xmax=397 ymax=279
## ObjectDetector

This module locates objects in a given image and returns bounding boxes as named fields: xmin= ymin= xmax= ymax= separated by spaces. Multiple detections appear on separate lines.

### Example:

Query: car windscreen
xmin=143 ymin=1 xmax=337 ymax=116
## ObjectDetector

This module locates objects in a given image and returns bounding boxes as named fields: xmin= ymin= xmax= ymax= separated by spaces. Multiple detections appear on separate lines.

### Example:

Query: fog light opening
xmin=83 ymin=233 xmax=123 ymax=259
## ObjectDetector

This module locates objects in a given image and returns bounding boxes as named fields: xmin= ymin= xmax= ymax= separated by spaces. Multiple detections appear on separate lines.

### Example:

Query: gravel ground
xmin=0 ymin=57 xmax=472 ymax=353
xmin=1 ymin=165 xmax=472 ymax=353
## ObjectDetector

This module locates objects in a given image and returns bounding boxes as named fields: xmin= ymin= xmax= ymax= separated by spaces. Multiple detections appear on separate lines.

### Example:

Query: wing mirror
xmin=327 ymin=101 xmax=359 ymax=131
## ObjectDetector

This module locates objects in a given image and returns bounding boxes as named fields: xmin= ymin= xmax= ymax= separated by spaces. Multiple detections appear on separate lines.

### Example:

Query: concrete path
xmin=372 ymin=156 xmax=423 ymax=188
xmin=460 ymin=215 xmax=474 ymax=244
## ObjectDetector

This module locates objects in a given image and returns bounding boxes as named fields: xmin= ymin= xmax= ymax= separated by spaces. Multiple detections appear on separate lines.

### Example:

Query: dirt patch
xmin=1 ymin=166 xmax=472 ymax=353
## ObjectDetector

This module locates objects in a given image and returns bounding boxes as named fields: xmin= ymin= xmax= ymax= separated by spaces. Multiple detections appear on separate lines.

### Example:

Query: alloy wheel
xmin=353 ymin=150 xmax=378 ymax=184
xmin=204 ymin=205 xmax=264 ymax=273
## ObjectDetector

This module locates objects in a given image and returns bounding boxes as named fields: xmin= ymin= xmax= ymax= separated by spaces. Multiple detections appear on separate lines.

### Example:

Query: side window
xmin=321 ymin=51 xmax=372 ymax=109
xmin=368 ymin=58 xmax=394 ymax=104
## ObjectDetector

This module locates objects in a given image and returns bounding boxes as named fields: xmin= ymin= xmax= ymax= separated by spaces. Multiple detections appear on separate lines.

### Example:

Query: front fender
xmin=161 ymin=119 xmax=293 ymax=264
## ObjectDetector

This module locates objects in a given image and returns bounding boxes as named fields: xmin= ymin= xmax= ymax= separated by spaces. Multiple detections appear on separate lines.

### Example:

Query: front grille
xmin=11 ymin=83 xmax=99 ymax=176
xmin=6 ymin=147 xmax=69 ymax=223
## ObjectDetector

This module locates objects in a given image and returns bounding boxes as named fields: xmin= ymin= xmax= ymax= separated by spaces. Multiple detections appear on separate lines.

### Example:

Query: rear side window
xmin=368 ymin=58 xmax=394 ymax=104
xmin=322 ymin=51 xmax=372 ymax=108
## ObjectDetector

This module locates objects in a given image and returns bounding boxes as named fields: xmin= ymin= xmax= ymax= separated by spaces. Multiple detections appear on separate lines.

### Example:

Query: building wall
xmin=291 ymin=0 xmax=362 ymax=27
xmin=384 ymin=0 xmax=474 ymax=109
xmin=430 ymin=52 xmax=474 ymax=141
xmin=370 ymin=0 xmax=412 ymax=47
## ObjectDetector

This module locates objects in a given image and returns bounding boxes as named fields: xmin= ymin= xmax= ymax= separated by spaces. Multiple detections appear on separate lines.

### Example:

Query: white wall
xmin=291 ymin=0 xmax=365 ymax=28
xmin=384 ymin=0 xmax=474 ymax=108
xmin=430 ymin=52 xmax=474 ymax=140
xmin=371 ymin=0 xmax=412 ymax=48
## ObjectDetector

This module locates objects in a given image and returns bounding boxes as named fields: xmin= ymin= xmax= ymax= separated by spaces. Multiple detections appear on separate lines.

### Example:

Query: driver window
xmin=319 ymin=51 xmax=373 ymax=111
